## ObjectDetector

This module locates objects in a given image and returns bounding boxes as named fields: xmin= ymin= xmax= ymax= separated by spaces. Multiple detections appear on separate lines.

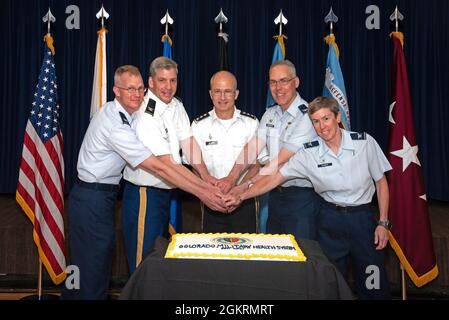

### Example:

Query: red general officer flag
xmin=387 ymin=31 xmax=438 ymax=287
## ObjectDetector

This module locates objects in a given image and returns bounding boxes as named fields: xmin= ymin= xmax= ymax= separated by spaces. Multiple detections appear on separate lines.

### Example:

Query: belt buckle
xmin=335 ymin=205 xmax=348 ymax=212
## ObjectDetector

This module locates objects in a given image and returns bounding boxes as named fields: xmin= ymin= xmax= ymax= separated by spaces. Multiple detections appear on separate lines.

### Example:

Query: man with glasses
xmin=64 ymin=65 xmax=224 ymax=299
xmin=121 ymin=57 xmax=223 ymax=274
xmin=191 ymin=71 xmax=259 ymax=232
xmin=217 ymin=60 xmax=321 ymax=242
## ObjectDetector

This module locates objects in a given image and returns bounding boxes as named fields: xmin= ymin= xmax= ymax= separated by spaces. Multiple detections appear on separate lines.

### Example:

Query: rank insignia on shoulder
xmin=298 ymin=104 xmax=308 ymax=114
xmin=240 ymin=111 xmax=257 ymax=120
xmin=350 ymin=132 xmax=366 ymax=140
xmin=194 ymin=113 xmax=210 ymax=123
xmin=304 ymin=140 xmax=319 ymax=149
xmin=145 ymin=99 xmax=156 ymax=116
xmin=119 ymin=112 xmax=130 ymax=126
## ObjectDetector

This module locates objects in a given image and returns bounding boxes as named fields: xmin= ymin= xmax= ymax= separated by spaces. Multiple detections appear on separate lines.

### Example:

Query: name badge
xmin=266 ymin=123 xmax=275 ymax=128
xmin=318 ymin=163 xmax=332 ymax=168
xmin=206 ymin=141 xmax=218 ymax=146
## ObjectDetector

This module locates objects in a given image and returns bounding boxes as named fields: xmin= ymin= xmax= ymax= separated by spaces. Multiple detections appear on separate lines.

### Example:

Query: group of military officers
xmin=63 ymin=56 xmax=392 ymax=300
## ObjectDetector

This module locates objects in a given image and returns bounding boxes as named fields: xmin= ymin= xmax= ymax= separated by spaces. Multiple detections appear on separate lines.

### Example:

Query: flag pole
xmin=37 ymin=258 xmax=43 ymax=299
xmin=39 ymin=8 xmax=56 ymax=301
xmin=324 ymin=7 xmax=338 ymax=38
xmin=214 ymin=8 xmax=229 ymax=71
xmin=389 ymin=6 xmax=407 ymax=300
xmin=400 ymin=264 xmax=407 ymax=300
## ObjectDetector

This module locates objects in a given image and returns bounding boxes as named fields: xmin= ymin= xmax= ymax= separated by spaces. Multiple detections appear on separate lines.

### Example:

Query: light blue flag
xmin=266 ymin=40 xmax=285 ymax=107
xmin=260 ymin=37 xmax=285 ymax=233
xmin=163 ymin=36 xmax=172 ymax=59
xmin=162 ymin=35 xmax=181 ymax=234
xmin=322 ymin=39 xmax=350 ymax=130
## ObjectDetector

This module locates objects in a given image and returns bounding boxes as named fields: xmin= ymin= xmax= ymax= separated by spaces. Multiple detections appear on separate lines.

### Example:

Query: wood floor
xmin=1 ymin=193 xmax=448 ymax=299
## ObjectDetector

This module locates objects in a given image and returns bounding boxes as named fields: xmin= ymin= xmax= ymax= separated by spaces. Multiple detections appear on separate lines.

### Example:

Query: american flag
xmin=16 ymin=36 xmax=66 ymax=285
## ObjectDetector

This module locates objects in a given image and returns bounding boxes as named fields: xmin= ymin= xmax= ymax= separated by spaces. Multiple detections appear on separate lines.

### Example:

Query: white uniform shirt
xmin=77 ymin=99 xmax=152 ymax=185
xmin=280 ymin=129 xmax=392 ymax=206
xmin=123 ymin=90 xmax=192 ymax=188
xmin=257 ymin=93 xmax=317 ymax=188
xmin=191 ymin=108 xmax=259 ymax=179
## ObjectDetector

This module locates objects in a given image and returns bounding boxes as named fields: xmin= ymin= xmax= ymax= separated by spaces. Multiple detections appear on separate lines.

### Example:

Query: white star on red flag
xmin=390 ymin=136 xmax=421 ymax=171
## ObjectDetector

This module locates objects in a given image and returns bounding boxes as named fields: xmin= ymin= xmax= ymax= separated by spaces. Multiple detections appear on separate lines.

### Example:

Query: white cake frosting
xmin=165 ymin=233 xmax=307 ymax=262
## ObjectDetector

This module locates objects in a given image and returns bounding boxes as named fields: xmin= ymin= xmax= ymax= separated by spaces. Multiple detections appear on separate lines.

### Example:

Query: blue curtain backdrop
xmin=1 ymin=0 xmax=448 ymax=201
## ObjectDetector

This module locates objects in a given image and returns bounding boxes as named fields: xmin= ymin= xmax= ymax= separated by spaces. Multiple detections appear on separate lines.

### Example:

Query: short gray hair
xmin=114 ymin=65 xmax=142 ymax=85
xmin=149 ymin=56 xmax=178 ymax=77
xmin=269 ymin=59 xmax=297 ymax=77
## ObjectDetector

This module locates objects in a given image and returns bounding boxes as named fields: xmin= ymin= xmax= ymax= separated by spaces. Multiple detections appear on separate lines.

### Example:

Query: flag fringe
xmin=388 ymin=232 xmax=439 ymax=287
xmin=16 ymin=191 xmax=67 ymax=285
xmin=98 ymin=27 xmax=107 ymax=108
xmin=390 ymin=31 xmax=404 ymax=48
xmin=273 ymin=34 xmax=287 ymax=58
xmin=43 ymin=33 xmax=55 ymax=55
xmin=324 ymin=34 xmax=340 ymax=59
xmin=161 ymin=34 xmax=173 ymax=46
xmin=168 ymin=223 xmax=177 ymax=236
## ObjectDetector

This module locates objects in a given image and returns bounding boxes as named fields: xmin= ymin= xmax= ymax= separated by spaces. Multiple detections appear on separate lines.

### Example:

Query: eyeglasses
xmin=116 ymin=86 xmax=145 ymax=94
xmin=211 ymin=90 xmax=235 ymax=97
xmin=268 ymin=77 xmax=295 ymax=87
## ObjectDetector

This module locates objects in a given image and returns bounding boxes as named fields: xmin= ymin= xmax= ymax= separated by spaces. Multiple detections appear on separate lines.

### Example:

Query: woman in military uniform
xmin=224 ymin=96 xmax=391 ymax=299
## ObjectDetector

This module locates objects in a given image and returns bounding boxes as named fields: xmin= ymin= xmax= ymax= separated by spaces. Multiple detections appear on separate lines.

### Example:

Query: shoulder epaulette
xmin=303 ymin=140 xmax=319 ymax=149
xmin=119 ymin=112 xmax=130 ymax=126
xmin=240 ymin=111 xmax=257 ymax=120
xmin=145 ymin=99 xmax=156 ymax=116
xmin=298 ymin=104 xmax=308 ymax=114
xmin=194 ymin=113 xmax=210 ymax=123
xmin=350 ymin=132 xmax=367 ymax=140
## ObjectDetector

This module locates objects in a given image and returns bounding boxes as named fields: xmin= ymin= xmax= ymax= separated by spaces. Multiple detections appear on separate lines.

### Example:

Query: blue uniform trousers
xmin=318 ymin=202 xmax=391 ymax=300
xmin=63 ymin=181 xmax=119 ymax=300
xmin=267 ymin=186 xmax=320 ymax=241
xmin=122 ymin=181 xmax=172 ymax=274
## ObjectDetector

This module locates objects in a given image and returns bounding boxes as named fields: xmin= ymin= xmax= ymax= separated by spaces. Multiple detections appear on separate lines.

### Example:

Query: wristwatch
xmin=378 ymin=219 xmax=392 ymax=230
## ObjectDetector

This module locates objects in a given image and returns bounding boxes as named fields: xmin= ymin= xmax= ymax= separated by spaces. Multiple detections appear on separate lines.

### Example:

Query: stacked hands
xmin=198 ymin=174 xmax=248 ymax=214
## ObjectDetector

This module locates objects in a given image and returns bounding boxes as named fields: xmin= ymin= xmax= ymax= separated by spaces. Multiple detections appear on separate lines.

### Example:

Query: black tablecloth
xmin=120 ymin=236 xmax=354 ymax=300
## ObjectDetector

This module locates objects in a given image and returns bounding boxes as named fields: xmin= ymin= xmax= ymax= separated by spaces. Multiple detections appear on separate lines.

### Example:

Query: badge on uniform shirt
xmin=304 ymin=141 xmax=319 ymax=149
xmin=318 ymin=162 xmax=333 ymax=168
xmin=206 ymin=141 xmax=218 ymax=146
xmin=208 ymin=133 xmax=213 ymax=140
xmin=119 ymin=112 xmax=130 ymax=126
xmin=266 ymin=123 xmax=275 ymax=128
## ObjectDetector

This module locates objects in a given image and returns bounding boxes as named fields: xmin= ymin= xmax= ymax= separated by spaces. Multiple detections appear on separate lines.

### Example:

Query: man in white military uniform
xmin=225 ymin=97 xmax=392 ymax=299
xmin=192 ymin=71 xmax=259 ymax=232
xmin=217 ymin=60 xmax=321 ymax=241
xmin=122 ymin=57 xmax=222 ymax=273
xmin=64 ymin=65 xmax=224 ymax=300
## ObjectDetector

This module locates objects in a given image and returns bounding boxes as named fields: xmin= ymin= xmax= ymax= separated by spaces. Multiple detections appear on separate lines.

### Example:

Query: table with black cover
xmin=120 ymin=237 xmax=354 ymax=300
